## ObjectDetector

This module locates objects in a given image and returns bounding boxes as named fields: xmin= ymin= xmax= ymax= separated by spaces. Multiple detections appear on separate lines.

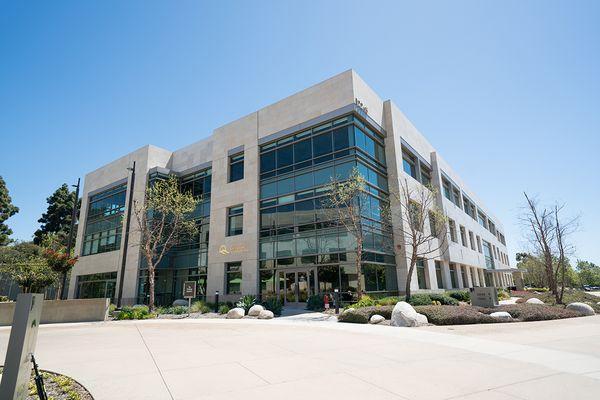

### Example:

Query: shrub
xmin=485 ymin=304 xmax=585 ymax=321
xmin=415 ymin=305 xmax=498 ymax=325
xmin=262 ymin=297 xmax=283 ymax=316
xmin=190 ymin=300 xmax=211 ymax=313
xmin=236 ymin=295 xmax=256 ymax=312
xmin=0 ymin=295 xmax=10 ymax=302
xmin=448 ymin=290 xmax=471 ymax=302
xmin=115 ymin=305 xmax=153 ymax=320
xmin=429 ymin=293 xmax=459 ymax=306
xmin=156 ymin=305 xmax=188 ymax=315
xmin=108 ymin=303 xmax=117 ymax=317
xmin=497 ymin=288 xmax=511 ymax=301
xmin=515 ymin=298 xmax=526 ymax=304
xmin=353 ymin=295 xmax=376 ymax=308
xmin=337 ymin=305 xmax=394 ymax=323
xmin=218 ymin=305 xmax=230 ymax=314
xmin=375 ymin=296 xmax=401 ymax=306
xmin=306 ymin=294 xmax=324 ymax=311
xmin=407 ymin=294 xmax=433 ymax=306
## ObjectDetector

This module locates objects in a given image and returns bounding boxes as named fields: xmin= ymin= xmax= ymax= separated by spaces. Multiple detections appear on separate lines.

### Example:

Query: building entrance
xmin=277 ymin=268 xmax=316 ymax=305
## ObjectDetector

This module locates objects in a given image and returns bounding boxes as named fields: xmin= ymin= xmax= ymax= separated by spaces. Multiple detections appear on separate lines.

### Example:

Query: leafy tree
xmin=41 ymin=233 xmax=78 ymax=299
xmin=388 ymin=179 xmax=448 ymax=301
xmin=576 ymin=260 xmax=600 ymax=287
xmin=33 ymin=184 xmax=80 ymax=245
xmin=516 ymin=252 xmax=548 ymax=287
xmin=133 ymin=176 xmax=199 ymax=311
xmin=0 ymin=242 xmax=58 ymax=293
xmin=0 ymin=176 xmax=19 ymax=246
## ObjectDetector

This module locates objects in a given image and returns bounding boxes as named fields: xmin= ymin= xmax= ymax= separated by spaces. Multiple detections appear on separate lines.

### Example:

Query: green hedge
xmin=115 ymin=306 xmax=154 ymax=320
xmin=338 ymin=305 xmax=394 ymax=323
xmin=447 ymin=290 xmax=471 ymax=302
xmin=483 ymin=304 xmax=585 ymax=321
xmin=414 ymin=305 xmax=498 ymax=325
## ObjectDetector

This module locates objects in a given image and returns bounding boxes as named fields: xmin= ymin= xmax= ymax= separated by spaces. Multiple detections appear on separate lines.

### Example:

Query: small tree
xmin=34 ymin=183 xmax=80 ymax=246
xmin=324 ymin=168 xmax=370 ymax=300
xmin=0 ymin=176 xmax=19 ymax=246
xmin=389 ymin=179 xmax=448 ymax=301
xmin=41 ymin=233 xmax=78 ymax=299
xmin=0 ymin=242 xmax=58 ymax=293
xmin=133 ymin=176 xmax=198 ymax=310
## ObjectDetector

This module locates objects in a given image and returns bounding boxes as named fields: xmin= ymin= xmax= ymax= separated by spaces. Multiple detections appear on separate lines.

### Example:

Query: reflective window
xmin=416 ymin=259 xmax=427 ymax=289
xmin=226 ymin=262 xmax=242 ymax=294
xmin=294 ymin=139 xmax=312 ymax=163
xmin=313 ymin=132 xmax=332 ymax=157
xmin=229 ymin=152 xmax=244 ymax=182
xmin=227 ymin=205 xmax=243 ymax=236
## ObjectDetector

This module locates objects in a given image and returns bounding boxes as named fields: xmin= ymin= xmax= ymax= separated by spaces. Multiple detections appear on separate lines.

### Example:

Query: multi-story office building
xmin=68 ymin=70 xmax=515 ymax=306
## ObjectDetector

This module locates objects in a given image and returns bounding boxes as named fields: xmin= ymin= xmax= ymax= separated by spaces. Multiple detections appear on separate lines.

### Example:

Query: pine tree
xmin=33 ymin=184 xmax=80 ymax=245
xmin=0 ymin=176 xmax=19 ymax=246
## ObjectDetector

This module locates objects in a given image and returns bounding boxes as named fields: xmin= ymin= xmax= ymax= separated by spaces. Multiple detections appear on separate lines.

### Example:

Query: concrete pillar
xmin=426 ymin=259 xmax=437 ymax=290
xmin=465 ymin=265 xmax=473 ymax=288
xmin=472 ymin=267 xmax=480 ymax=286
xmin=442 ymin=261 xmax=452 ymax=290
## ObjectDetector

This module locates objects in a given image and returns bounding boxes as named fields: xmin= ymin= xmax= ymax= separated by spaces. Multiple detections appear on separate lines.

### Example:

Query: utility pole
xmin=116 ymin=161 xmax=136 ymax=308
xmin=61 ymin=178 xmax=80 ymax=300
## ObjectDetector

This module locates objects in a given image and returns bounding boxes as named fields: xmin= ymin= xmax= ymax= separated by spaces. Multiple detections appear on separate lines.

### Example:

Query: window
xmin=476 ymin=235 xmax=482 ymax=253
xmin=420 ymin=165 xmax=432 ymax=186
xmin=229 ymin=152 xmax=244 ymax=182
xmin=416 ymin=259 xmax=427 ymax=289
xmin=82 ymin=183 xmax=127 ymax=256
xmin=477 ymin=211 xmax=487 ymax=228
xmin=469 ymin=231 xmax=476 ymax=250
xmin=227 ymin=205 xmax=243 ymax=236
xmin=460 ymin=226 xmax=467 ymax=247
xmin=435 ymin=261 xmax=444 ymax=289
xmin=483 ymin=241 xmax=494 ymax=269
xmin=76 ymin=272 xmax=117 ymax=301
xmin=449 ymin=264 xmax=458 ymax=288
xmin=452 ymin=188 xmax=462 ymax=208
xmin=429 ymin=211 xmax=438 ymax=236
xmin=443 ymin=179 xmax=452 ymax=201
xmin=225 ymin=262 xmax=242 ymax=294
xmin=402 ymin=149 xmax=417 ymax=179
xmin=448 ymin=219 xmax=457 ymax=243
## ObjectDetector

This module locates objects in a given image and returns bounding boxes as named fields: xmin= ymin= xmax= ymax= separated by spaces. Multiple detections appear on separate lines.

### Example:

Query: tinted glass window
xmin=333 ymin=126 xmax=351 ymax=151
xmin=277 ymin=145 xmax=293 ymax=169
xmin=294 ymin=139 xmax=312 ymax=163
xmin=313 ymin=132 xmax=332 ymax=157
xmin=314 ymin=166 xmax=334 ymax=186
xmin=294 ymin=172 xmax=313 ymax=191
xmin=261 ymin=151 xmax=276 ymax=173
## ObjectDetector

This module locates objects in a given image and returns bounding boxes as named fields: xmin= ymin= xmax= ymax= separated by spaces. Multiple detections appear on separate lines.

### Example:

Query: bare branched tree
xmin=521 ymin=193 xmax=579 ymax=304
xmin=132 ymin=176 xmax=199 ymax=310
xmin=324 ymin=168 xmax=370 ymax=300
xmin=388 ymin=179 xmax=448 ymax=301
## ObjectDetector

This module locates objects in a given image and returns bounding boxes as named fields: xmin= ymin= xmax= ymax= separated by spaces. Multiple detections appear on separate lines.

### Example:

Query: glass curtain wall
xmin=258 ymin=113 xmax=397 ymax=303
xmin=81 ymin=184 xmax=127 ymax=256
xmin=137 ymin=168 xmax=212 ymax=305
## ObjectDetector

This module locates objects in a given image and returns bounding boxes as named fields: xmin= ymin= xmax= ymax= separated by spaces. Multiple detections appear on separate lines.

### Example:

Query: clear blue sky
xmin=1 ymin=1 xmax=598 ymax=264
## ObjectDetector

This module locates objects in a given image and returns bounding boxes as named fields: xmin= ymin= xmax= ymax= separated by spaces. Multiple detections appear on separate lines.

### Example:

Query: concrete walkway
xmin=1 ymin=316 xmax=600 ymax=400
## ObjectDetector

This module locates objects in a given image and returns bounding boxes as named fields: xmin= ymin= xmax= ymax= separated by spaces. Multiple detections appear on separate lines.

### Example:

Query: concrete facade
xmin=68 ymin=70 xmax=515 ymax=305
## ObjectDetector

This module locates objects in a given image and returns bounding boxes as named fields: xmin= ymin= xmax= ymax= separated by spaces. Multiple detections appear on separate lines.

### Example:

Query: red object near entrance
xmin=324 ymin=294 xmax=330 ymax=309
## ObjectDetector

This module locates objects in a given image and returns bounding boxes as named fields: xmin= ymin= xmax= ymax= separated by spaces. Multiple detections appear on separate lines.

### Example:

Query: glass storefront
xmin=76 ymin=272 xmax=117 ymax=302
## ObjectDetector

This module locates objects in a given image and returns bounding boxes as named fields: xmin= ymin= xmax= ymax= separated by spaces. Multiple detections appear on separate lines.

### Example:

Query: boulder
xmin=490 ymin=311 xmax=513 ymax=321
xmin=248 ymin=304 xmax=265 ymax=317
xmin=172 ymin=299 xmax=188 ymax=307
xmin=526 ymin=298 xmax=544 ymax=305
xmin=390 ymin=301 xmax=428 ymax=327
xmin=226 ymin=307 xmax=245 ymax=319
xmin=257 ymin=310 xmax=274 ymax=319
xmin=370 ymin=314 xmax=385 ymax=324
xmin=566 ymin=302 xmax=595 ymax=316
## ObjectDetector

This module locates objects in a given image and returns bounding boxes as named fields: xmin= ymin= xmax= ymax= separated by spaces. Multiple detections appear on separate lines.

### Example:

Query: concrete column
xmin=465 ymin=265 xmax=473 ymax=288
xmin=442 ymin=262 xmax=452 ymax=289
xmin=426 ymin=259 xmax=437 ymax=290
xmin=472 ymin=267 xmax=480 ymax=286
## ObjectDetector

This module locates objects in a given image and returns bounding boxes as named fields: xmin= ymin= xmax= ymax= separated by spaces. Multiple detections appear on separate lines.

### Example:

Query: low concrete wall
xmin=0 ymin=298 xmax=109 ymax=326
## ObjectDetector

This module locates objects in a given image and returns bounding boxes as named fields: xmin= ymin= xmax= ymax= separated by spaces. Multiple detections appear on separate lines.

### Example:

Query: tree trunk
xmin=405 ymin=253 xmax=417 ymax=302
xmin=148 ymin=263 xmax=155 ymax=311
xmin=355 ymin=238 xmax=363 ymax=300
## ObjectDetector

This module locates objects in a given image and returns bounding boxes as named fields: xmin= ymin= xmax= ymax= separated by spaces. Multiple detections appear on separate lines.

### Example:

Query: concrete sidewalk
xmin=1 ymin=316 xmax=599 ymax=400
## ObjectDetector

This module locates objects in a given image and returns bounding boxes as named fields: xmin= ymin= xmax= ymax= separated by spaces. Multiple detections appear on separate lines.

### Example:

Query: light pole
xmin=116 ymin=161 xmax=136 ymax=308
xmin=61 ymin=178 xmax=80 ymax=300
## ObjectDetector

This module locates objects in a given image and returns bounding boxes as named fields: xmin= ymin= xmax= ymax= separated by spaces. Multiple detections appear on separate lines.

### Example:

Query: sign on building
xmin=0 ymin=293 xmax=44 ymax=400
xmin=471 ymin=287 xmax=499 ymax=308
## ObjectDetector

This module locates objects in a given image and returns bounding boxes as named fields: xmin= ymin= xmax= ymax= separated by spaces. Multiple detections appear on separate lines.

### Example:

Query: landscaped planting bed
xmin=511 ymin=289 xmax=600 ymax=313
xmin=0 ymin=367 xmax=93 ymax=400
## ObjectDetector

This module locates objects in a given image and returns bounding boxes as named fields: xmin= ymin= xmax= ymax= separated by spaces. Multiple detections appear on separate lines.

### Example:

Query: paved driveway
xmin=1 ymin=316 xmax=600 ymax=400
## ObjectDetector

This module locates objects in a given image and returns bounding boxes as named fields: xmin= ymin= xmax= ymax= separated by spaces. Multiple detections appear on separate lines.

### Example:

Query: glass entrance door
xmin=278 ymin=269 xmax=315 ymax=304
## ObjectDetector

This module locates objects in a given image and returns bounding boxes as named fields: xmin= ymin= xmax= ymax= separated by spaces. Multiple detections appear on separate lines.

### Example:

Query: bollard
xmin=214 ymin=291 xmax=219 ymax=313
xmin=334 ymin=288 xmax=340 ymax=314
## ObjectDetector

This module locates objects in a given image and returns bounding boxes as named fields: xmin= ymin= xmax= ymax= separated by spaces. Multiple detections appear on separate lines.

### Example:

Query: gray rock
xmin=257 ymin=310 xmax=274 ymax=319
xmin=391 ymin=301 xmax=428 ymax=327
xmin=526 ymin=298 xmax=544 ymax=305
xmin=226 ymin=307 xmax=245 ymax=319
xmin=248 ymin=304 xmax=265 ymax=317
xmin=490 ymin=311 xmax=513 ymax=321
xmin=369 ymin=314 xmax=385 ymax=324
xmin=566 ymin=302 xmax=595 ymax=316
xmin=172 ymin=299 xmax=188 ymax=307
